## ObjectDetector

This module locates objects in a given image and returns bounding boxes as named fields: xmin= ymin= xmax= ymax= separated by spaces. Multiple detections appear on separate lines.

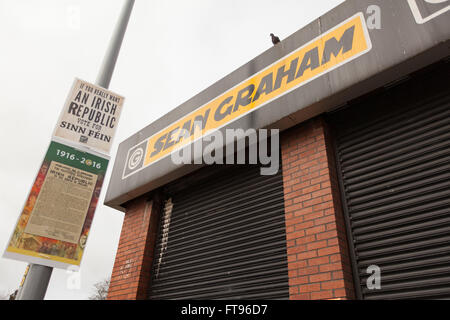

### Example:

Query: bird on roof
xmin=270 ymin=33 xmax=280 ymax=45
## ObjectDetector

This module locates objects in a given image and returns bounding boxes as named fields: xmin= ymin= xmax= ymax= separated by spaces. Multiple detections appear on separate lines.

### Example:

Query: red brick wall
xmin=281 ymin=117 xmax=355 ymax=300
xmin=107 ymin=193 xmax=162 ymax=300
xmin=107 ymin=116 xmax=354 ymax=300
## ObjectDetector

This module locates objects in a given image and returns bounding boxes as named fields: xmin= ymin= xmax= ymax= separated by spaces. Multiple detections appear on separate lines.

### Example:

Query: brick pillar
xmin=107 ymin=192 xmax=162 ymax=300
xmin=281 ymin=117 xmax=355 ymax=300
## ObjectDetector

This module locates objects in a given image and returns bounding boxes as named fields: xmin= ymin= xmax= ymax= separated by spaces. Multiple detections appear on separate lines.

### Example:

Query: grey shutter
xmin=149 ymin=164 xmax=289 ymax=299
xmin=330 ymin=62 xmax=450 ymax=299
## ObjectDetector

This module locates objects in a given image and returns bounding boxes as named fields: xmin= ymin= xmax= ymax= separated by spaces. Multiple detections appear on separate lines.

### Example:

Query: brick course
xmin=281 ymin=117 xmax=355 ymax=300
xmin=107 ymin=192 xmax=162 ymax=300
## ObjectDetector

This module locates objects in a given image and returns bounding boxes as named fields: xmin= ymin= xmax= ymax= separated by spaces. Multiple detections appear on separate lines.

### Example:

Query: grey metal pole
xmin=96 ymin=0 xmax=135 ymax=89
xmin=16 ymin=0 xmax=134 ymax=300
xmin=16 ymin=264 xmax=52 ymax=300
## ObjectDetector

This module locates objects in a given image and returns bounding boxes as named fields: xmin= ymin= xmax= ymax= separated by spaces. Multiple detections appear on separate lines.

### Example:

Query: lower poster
xmin=3 ymin=140 xmax=109 ymax=269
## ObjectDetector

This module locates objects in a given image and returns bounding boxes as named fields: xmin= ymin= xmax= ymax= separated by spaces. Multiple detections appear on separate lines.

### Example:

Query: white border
xmin=122 ymin=12 xmax=373 ymax=180
xmin=3 ymin=250 xmax=76 ymax=270
xmin=407 ymin=0 xmax=450 ymax=24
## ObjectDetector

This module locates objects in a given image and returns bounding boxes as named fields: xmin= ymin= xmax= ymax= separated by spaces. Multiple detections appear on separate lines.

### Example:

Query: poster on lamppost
xmin=3 ymin=140 xmax=109 ymax=269
xmin=53 ymin=78 xmax=125 ymax=154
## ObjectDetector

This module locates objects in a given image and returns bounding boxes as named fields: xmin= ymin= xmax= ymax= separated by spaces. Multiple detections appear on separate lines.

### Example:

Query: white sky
xmin=0 ymin=0 xmax=344 ymax=299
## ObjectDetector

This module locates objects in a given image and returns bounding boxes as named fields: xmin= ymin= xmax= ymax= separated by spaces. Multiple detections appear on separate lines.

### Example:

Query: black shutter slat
xmin=149 ymin=164 xmax=289 ymax=300
xmin=330 ymin=61 xmax=450 ymax=300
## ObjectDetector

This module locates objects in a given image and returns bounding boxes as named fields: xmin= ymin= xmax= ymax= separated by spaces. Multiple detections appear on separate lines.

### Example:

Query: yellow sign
xmin=124 ymin=13 xmax=371 ymax=178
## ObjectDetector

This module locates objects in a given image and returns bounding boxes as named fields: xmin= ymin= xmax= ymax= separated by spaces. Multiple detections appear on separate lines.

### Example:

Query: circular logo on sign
xmin=85 ymin=159 xmax=92 ymax=166
xmin=128 ymin=147 xmax=144 ymax=170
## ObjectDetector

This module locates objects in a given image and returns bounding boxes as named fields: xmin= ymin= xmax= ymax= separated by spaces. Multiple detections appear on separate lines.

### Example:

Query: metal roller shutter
xmin=330 ymin=61 xmax=450 ymax=299
xmin=149 ymin=164 xmax=289 ymax=299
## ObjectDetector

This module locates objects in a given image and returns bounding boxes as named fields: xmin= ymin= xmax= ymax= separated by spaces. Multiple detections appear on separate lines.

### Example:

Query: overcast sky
xmin=0 ymin=0 xmax=344 ymax=299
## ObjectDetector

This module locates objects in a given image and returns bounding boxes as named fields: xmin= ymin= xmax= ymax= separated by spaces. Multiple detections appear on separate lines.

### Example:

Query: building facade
xmin=104 ymin=0 xmax=450 ymax=300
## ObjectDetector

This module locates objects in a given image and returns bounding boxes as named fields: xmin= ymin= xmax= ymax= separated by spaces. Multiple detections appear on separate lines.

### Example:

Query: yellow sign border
xmin=6 ymin=246 xmax=81 ymax=266
xmin=123 ymin=12 xmax=372 ymax=179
